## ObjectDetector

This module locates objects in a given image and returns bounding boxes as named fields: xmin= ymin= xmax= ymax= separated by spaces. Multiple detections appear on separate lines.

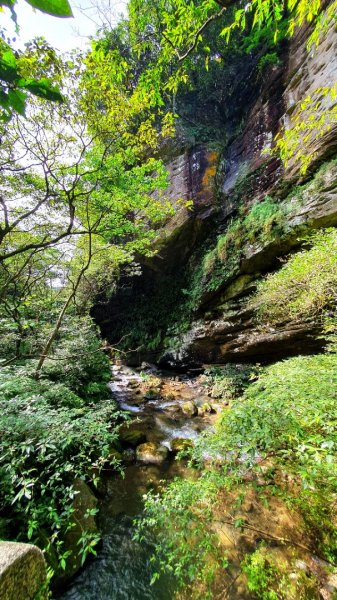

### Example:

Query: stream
xmin=59 ymin=363 xmax=216 ymax=600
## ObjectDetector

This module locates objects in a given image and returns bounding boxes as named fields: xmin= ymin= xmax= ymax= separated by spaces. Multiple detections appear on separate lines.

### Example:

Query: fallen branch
xmin=217 ymin=518 xmax=337 ymax=567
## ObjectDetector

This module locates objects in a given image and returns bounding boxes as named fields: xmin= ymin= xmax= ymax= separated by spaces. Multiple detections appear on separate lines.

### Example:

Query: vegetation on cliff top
xmin=254 ymin=228 xmax=337 ymax=325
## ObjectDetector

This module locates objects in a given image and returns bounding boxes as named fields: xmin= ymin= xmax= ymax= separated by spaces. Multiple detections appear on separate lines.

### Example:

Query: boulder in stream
xmin=119 ymin=427 xmax=147 ymax=447
xmin=197 ymin=402 xmax=213 ymax=417
xmin=136 ymin=442 xmax=168 ymax=464
xmin=182 ymin=401 xmax=197 ymax=417
xmin=170 ymin=438 xmax=194 ymax=454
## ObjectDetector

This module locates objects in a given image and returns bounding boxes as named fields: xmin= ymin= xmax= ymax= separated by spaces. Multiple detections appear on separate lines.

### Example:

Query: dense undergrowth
xmin=137 ymin=343 xmax=337 ymax=598
xmin=136 ymin=230 xmax=337 ymax=599
xmin=254 ymin=228 xmax=337 ymax=324
xmin=0 ymin=316 xmax=123 ymax=581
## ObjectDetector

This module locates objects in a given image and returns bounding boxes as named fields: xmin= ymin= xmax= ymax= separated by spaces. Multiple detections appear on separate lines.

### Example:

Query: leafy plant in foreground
xmin=138 ymin=340 xmax=337 ymax=596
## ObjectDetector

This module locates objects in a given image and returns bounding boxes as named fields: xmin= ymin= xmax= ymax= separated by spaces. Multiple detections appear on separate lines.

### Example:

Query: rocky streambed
xmin=59 ymin=363 xmax=218 ymax=600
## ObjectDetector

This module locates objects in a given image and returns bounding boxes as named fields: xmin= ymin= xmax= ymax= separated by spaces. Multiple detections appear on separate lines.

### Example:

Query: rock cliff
xmin=92 ymin=8 xmax=337 ymax=369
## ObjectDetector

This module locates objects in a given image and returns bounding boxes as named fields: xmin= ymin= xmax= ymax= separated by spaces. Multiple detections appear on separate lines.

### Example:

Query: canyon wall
xmin=92 ymin=8 xmax=337 ymax=369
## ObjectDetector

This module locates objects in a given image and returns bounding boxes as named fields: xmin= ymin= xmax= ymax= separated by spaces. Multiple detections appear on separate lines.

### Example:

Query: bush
xmin=0 ymin=365 xmax=123 ymax=575
xmin=202 ymin=363 xmax=256 ymax=401
xmin=254 ymin=228 xmax=337 ymax=324
xmin=241 ymin=547 xmax=279 ymax=600
xmin=40 ymin=316 xmax=112 ymax=401
xmin=0 ymin=371 xmax=83 ymax=408
xmin=138 ymin=342 xmax=337 ymax=595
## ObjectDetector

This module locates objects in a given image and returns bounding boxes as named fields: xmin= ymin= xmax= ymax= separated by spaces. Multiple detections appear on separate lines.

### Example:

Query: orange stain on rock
xmin=202 ymin=151 xmax=218 ymax=189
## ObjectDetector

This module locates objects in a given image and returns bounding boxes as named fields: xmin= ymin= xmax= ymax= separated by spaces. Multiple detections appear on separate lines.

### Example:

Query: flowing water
xmin=59 ymin=364 xmax=215 ymax=600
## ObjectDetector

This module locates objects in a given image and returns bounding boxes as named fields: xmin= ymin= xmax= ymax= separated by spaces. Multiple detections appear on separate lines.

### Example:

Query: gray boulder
xmin=0 ymin=541 xmax=47 ymax=600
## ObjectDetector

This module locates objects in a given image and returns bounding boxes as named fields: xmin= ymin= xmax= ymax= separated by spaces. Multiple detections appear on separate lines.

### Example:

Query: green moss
xmin=189 ymin=195 xmax=287 ymax=303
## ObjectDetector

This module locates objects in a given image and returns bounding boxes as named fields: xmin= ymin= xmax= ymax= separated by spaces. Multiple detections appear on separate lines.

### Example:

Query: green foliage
xmin=0 ymin=312 xmax=123 ymax=578
xmin=138 ymin=341 xmax=337 ymax=595
xmin=257 ymin=52 xmax=281 ymax=74
xmin=218 ymin=351 xmax=337 ymax=473
xmin=23 ymin=0 xmax=72 ymax=17
xmin=38 ymin=316 xmax=112 ymax=401
xmin=0 ymin=359 xmax=122 ymax=573
xmin=254 ymin=228 xmax=337 ymax=324
xmin=242 ymin=545 xmax=320 ymax=599
xmin=125 ymin=0 xmax=332 ymax=119
xmin=267 ymin=83 xmax=337 ymax=174
xmin=1 ymin=0 xmax=72 ymax=18
xmin=125 ymin=0 xmax=336 ymax=175
xmin=135 ymin=474 xmax=224 ymax=597
xmin=202 ymin=363 xmax=256 ymax=401
xmin=0 ymin=41 xmax=64 ymax=121
xmin=241 ymin=547 xmax=279 ymax=600
xmin=0 ymin=0 xmax=72 ymax=120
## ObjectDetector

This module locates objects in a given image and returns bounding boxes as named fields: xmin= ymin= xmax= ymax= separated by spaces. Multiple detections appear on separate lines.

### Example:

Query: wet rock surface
xmin=58 ymin=365 xmax=211 ymax=600
xmin=108 ymin=364 xmax=216 ymax=456
xmin=136 ymin=442 xmax=169 ymax=464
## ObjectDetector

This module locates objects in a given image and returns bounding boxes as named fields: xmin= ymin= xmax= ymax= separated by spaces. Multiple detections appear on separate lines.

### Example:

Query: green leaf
xmin=0 ymin=89 xmax=10 ymax=108
xmin=20 ymin=78 xmax=64 ymax=102
xmin=0 ymin=0 xmax=15 ymax=9
xmin=24 ymin=0 xmax=73 ymax=17
xmin=0 ymin=52 xmax=20 ymax=83
xmin=1 ymin=49 xmax=17 ymax=69
xmin=8 ymin=89 xmax=26 ymax=115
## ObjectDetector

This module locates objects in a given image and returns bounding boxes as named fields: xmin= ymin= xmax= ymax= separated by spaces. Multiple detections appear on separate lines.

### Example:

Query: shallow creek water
xmin=59 ymin=364 xmax=216 ymax=600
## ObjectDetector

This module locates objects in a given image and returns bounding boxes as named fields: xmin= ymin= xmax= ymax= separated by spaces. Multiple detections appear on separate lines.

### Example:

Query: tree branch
xmin=162 ymin=6 xmax=227 ymax=63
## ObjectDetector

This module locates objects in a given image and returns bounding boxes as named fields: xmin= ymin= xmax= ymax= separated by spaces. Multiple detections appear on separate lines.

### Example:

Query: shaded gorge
xmin=58 ymin=364 xmax=218 ymax=600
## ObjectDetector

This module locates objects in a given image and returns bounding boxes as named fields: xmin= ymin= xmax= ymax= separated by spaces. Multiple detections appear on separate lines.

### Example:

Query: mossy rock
xmin=182 ymin=401 xmax=197 ymax=417
xmin=136 ymin=442 xmax=168 ymax=464
xmin=171 ymin=438 xmax=194 ymax=454
xmin=197 ymin=402 xmax=213 ymax=416
xmin=144 ymin=389 xmax=160 ymax=400
xmin=119 ymin=428 xmax=147 ymax=447
xmin=0 ymin=542 xmax=48 ymax=600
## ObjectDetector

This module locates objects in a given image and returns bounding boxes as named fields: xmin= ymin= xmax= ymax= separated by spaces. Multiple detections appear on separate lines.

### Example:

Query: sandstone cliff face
xmin=93 ymin=8 xmax=337 ymax=369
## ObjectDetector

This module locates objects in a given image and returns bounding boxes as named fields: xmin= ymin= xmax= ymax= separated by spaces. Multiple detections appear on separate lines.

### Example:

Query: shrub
xmin=40 ymin=316 xmax=112 ymax=401
xmin=241 ymin=547 xmax=279 ymax=600
xmin=0 ymin=365 xmax=123 ymax=575
xmin=254 ymin=228 xmax=337 ymax=324
xmin=138 ymin=341 xmax=337 ymax=595
xmin=202 ymin=364 xmax=256 ymax=401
